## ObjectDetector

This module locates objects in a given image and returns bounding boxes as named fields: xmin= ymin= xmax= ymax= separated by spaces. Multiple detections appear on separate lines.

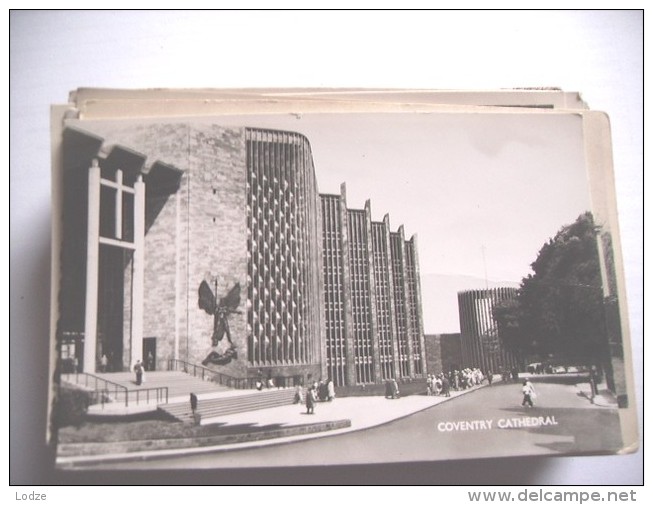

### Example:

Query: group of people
xmin=500 ymin=367 xmax=521 ymax=383
xmin=425 ymin=368 xmax=537 ymax=407
xmin=294 ymin=378 xmax=336 ymax=414
xmin=255 ymin=370 xmax=277 ymax=391
xmin=426 ymin=368 xmax=489 ymax=396
xmin=425 ymin=373 xmax=450 ymax=397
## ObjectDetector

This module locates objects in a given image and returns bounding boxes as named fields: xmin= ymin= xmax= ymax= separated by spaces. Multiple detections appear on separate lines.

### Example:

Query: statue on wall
xmin=198 ymin=280 xmax=240 ymax=366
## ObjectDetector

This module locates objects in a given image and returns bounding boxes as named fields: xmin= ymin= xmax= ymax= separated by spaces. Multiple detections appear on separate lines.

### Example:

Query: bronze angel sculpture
xmin=198 ymin=280 xmax=240 ymax=366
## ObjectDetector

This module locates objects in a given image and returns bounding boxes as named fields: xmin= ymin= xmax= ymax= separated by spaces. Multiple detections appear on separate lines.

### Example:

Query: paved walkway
xmin=57 ymin=384 xmax=486 ymax=467
xmin=59 ymin=374 xmax=612 ymax=468
xmin=575 ymin=382 xmax=619 ymax=408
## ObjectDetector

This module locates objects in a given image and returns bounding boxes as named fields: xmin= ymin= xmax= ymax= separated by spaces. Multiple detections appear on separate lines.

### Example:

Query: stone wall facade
xmin=424 ymin=333 xmax=463 ymax=375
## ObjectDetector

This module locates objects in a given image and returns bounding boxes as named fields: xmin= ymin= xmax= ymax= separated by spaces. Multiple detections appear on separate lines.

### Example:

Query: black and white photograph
xmin=10 ymin=10 xmax=643 ymax=490
xmin=49 ymin=94 xmax=637 ymax=471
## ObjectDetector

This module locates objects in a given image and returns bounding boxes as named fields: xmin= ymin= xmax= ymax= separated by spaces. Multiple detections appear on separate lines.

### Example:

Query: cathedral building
xmin=56 ymin=121 xmax=425 ymax=387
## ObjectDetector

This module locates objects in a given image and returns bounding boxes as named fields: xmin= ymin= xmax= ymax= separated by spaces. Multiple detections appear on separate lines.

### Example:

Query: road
xmin=93 ymin=378 xmax=622 ymax=469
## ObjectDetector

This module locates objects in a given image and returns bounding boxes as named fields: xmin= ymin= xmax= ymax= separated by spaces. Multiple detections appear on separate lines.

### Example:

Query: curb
xmin=57 ymin=419 xmax=351 ymax=464
xmin=56 ymin=383 xmax=492 ymax=468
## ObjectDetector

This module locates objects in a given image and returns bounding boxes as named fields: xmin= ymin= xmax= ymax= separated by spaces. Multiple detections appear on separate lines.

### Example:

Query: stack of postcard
xmin=49 ymin=88 xmax=638 ymax=473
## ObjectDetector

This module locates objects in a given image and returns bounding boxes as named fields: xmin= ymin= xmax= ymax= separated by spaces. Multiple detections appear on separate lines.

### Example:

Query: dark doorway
xmin=97 ymin=245 xmax=126 ymax=372
xmin=143 ymin=337 xmax=157 ymax=371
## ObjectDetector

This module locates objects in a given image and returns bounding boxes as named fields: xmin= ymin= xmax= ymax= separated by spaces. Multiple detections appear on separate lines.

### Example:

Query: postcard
xmin=48 ymin=90 xmax=637 ymax=473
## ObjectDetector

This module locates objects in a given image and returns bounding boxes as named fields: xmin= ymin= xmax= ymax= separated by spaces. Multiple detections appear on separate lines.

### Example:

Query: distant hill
xmin=420 ymin=273 xmax=520 ymax=334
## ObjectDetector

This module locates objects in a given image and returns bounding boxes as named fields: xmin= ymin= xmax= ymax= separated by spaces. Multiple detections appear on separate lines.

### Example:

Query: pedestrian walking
xmin=426 ymin=375 xmax=432 ymax=395
xmin=385 ymin=379 xmax=393 ymax=399
xmin=293 ymin=385 xmax=304 ymax=404
xmin=327 ymin=379 xmax=336 ymax=401
xmin=318 ymin=380 xmax=328 ymax=401
xmin=522 ymin=380 xmax=536 ymax=408
xmin=390 ymin=379 xmax=400 ymax=399
xmin=435 ymin=375 xmax=443 ymax=396
xmin=133 ymin=360 xmax=143 ymax=385
xmin=190 ymin=392 xmax=198 ymax=414
xmin=190 ymin=392 xmax=201 ymax=425
xmin=441 ymin=374 xmax=450 ymax=397
xmin=306 ymin=385 xmax=316 ymax=414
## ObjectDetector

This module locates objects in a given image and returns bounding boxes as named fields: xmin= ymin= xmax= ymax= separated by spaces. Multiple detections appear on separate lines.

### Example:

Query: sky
xmin=204 ymin=111 xmax=592 ymax=332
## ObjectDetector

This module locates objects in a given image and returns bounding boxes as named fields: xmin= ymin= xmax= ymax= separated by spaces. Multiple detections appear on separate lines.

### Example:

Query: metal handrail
xmin=60 ymin=371 xmax=169 ymax=408
xmin=60 ymin=371 xmax=128 ymax=406
xmin=167 ymin=359 xmax=253 ymax=389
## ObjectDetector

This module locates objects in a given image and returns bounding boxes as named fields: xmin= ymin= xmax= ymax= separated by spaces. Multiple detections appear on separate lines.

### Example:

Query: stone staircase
xmin=159 ymin=388 xmax=297 ymax=423
xmin=91 ymin=370 xmax=230 ymax=398
xmin=63 ymin=370 xmax=297 ymax=421
xmin=61 ymin=370 xmax=234 ymax=415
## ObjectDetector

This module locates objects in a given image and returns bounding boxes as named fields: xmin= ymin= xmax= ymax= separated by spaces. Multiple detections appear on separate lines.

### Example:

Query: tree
xmin=494 ymin=212 xmax=607 ymax=365
xmin=492 ymin=297 xmax=524 ymax=357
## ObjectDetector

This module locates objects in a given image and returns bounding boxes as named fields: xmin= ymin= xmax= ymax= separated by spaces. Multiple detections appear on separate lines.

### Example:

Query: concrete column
xmin=410 ymin=235 xmax=427 ymax=376
xmin=174 ymin=190 xmax=180 ymax=360
xmin=316 ymin=192 xmax=328 ymax=381
xmin=384 ymin=215 xmax=401 ymax=379
xmin=114 ymin=169 xmax=123 ymax=239
xmin=131 ymin=174 xmax=145 ymax=368
xmin=399 ymin=226 xmax=416 ymax=376
xmin=83 ymin=159 xmax=101 ymax=373
xmin=365 ymin=200 xmax=382 ymax=383
xmin=339 ymin=183 xmax=357 ymax=386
